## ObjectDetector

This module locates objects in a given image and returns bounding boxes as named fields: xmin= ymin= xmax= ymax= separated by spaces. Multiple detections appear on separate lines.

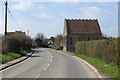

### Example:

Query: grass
xmin=0 ymin=52 xmax=21 ymax=64
xmin=19 ymin=50 xmax=28 ymax=56
xmin=75 ymin=54 xmax=118 ymax=78
xmin=0 ymin=50 xmax=29 ymax=64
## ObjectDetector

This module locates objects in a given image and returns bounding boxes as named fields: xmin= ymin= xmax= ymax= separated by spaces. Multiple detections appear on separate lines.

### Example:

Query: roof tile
xmin=65 ymin=19 xmax=102 ymax=35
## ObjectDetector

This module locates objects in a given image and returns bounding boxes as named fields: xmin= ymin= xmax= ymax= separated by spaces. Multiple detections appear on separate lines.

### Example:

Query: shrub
xmin=75 ymin=38 xmax=118 ymax=65
xmin=19 ymin=50 xmax=28 ymax=56
xmin=2 ymin=33 xmax=32 ymax=53
xmin=53 ymin=34 xmax=63 ymax=50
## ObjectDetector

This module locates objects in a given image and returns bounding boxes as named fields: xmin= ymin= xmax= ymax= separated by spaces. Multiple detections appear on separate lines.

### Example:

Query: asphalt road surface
xmin=2 ymin=48 xmax=101 ymax=78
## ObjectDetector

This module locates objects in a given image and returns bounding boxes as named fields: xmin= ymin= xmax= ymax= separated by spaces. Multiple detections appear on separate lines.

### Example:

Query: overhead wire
xmin=7 ymin=8 xmax=23 ymax=31
xmin=9 ymin=7 xmax=52 ymax=23
xmin=4 ymin=1 xmax=53 ymax=36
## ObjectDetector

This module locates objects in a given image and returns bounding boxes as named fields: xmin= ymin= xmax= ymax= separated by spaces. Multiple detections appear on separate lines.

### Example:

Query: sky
xmin=0 ymin=0 xmax=119 ymax=38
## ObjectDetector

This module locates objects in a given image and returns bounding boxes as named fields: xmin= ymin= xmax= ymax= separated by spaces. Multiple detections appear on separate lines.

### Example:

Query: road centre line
xmin=50 ymin=58 xmax=52 ymax=62
xmin=43 ymin=64 xmax=50 ymax=71
xmin=51 ymin=55 xmax=53 ymax=58
xmin=35 ymin=74 xmax=40 ymax=78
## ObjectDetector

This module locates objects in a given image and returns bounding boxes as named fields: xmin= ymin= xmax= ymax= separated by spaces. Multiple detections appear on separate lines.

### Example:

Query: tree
xmin=35 ymin=38 xmax=42 ymax=47
xmin=53 ymin=34 xmax=63 ymax=50
xmin=35 ymin=33 xmax=48 ymax=47
xmin=48 ymin=36 xmax=55 ymax=48
xmin=35 ymin=33 xmax=45 ymax=40
xmin=102 ymin=33 xmax=108 ymax=39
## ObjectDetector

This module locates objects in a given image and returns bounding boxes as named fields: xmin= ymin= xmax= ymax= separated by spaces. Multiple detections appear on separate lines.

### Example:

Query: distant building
xmin=48 ymin=36 xmax=55 ymax=48
xmin=6 ymin=31 xmax=25 ymax=36
xmin=63 ymin=19 xmax=102 ymax=52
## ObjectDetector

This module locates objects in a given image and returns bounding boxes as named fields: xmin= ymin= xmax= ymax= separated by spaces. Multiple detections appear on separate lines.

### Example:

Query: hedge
xmin=75 ymin=38 xmax=118 ymax=65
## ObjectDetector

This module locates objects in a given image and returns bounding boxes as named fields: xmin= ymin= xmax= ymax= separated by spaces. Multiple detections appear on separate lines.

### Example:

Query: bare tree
xmin=53 ymin=34 xmax=63 ymax=50
xmin=35 ymin=33 xmax=45 ymax=40
xmin=35 ymin=33 xmax=48 ymax=47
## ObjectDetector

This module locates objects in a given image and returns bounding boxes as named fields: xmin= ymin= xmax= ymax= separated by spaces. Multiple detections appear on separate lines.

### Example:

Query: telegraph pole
xmin=27 ymin=29 xmax=29 ymax=36
xmin=5 ymin=1 xmax=8 ymax=36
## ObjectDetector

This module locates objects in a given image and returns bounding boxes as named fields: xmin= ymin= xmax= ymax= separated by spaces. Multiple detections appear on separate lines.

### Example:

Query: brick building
xmin=63 ymin=19 xmax=102 ymax=52
xmin=6 ymin=31 xmax=25 ymax=36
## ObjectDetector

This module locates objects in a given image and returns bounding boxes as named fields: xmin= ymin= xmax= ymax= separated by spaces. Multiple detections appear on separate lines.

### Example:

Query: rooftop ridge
xmin=65 ymin=18 xmax=97 ymax=21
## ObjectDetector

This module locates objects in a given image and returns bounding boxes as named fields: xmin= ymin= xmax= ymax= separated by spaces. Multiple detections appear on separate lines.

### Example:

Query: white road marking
xmin=1 ymin=56 xmax=32 ymax=72
xmin=51 ymin=55 xmax=53 ymax=58
xmin=47 ymin=52 xmax=50 ymax=54
xmin=98 ymin=74 xmax=102 ymax=78
xmin=43 ymin=64 xmax=50 ymax=71
xmin=42 ymin=50 xmax=53 ymax=71
xmin=73 ymin=56 xmax=102 ymax=78
xmin=56 ymin=50 xmax=103 ymax=78
xmin=35 ymin=74 xmax=40 ymax=78
xmin=50 ymin=58 xmax=52 ymax=62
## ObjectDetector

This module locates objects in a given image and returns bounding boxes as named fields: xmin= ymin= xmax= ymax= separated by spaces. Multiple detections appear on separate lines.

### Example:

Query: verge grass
xmin=0 ymin=50 xmax=29 ymax=64
xmin=75 ymin=54 xmax=118 ymax=78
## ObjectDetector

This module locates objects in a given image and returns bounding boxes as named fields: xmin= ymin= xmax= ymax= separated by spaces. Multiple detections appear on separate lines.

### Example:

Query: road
xmin=2 ymin=48 xmax=101 ymax=78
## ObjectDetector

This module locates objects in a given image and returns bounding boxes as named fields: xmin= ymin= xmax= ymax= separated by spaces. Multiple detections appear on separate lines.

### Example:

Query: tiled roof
xmin=6 ymin=32 xmax=25 ymax=35
xmin=65 ymin=19 xmax=102 ymax=35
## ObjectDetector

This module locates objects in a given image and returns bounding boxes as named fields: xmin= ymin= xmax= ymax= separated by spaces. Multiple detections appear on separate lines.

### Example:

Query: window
xmin=96 ymin=36 xmax=98 ymax=40
xmin=88 ymin=37 xmax=90 ymax=41
xmin=70 ymin=37 xmax=72 ymax=45
xmin=79 ymin=37 xmax=81 ymax=41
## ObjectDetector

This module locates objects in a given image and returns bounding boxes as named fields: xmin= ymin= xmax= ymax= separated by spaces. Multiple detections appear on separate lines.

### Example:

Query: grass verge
xmin=0 ymin=50 xmax=29 ymax=64
xmin=0 ymin=52 xmax=21 ymax=64
xmin=75 ymin=54 xmax=118 ymax=78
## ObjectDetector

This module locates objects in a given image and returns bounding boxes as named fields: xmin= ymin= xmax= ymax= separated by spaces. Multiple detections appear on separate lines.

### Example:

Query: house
xmin=63 ymin=19 xmax=102 ymax=52
xmin=48 ymin=36 xmax=55 ymax=48
xmin=6 ymin=31 xmax=25 ymax=36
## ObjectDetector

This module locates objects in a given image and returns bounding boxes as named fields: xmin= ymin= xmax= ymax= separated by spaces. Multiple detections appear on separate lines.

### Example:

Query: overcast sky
xmin=0 ymin=0 xmax=119 ymax=38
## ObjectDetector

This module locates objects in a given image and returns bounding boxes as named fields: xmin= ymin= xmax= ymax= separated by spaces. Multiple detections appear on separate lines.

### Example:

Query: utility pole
xmin=5 ymin=1 xmax=8 ymax=36
xmin=27 ymin=29 xmax=29 ymax=36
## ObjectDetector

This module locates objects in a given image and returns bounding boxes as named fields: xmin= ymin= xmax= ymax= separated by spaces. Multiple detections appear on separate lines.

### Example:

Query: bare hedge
xmin=75 ymin=38 xmax=118 ymax=65
xmin=2 ymin=33 xmax=32 ymax=53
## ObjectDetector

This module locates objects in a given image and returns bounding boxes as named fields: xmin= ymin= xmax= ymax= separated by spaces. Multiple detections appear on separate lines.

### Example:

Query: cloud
xmin=79 ymin=6 xmax=112 ymax=19
xmin=35 ymin=5 xmax=56 ymax=21
xmin=38 ymin=5 xmax=49 ymax=19
xmin=51 ymin=0 xmax=119 ymax=2
xmin=12 ymin=1 xmax=34 ymax=11
xmin=51 ymin=20 xmax=61 ymax=27
xmin=38 ymin=11 xmax=48 ymax=19
xmin=39 ymin=5 xmax=45 ymax=10
xmin=102 ymin=25 xmax=118 ymax=37
xmin=5 ymin=0 xmax=119 ymax=2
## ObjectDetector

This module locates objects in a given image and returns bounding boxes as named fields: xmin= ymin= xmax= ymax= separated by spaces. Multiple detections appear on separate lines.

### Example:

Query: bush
xmin=53 ymin=34 xmax=63 ymax=50
xmin=19 ymin=50 xmax=28 ymax=56
xmin=118 ymin=37 xmax=120 ymax=68
xmin=2 ymin=33 xmax=32 ymax=53
xmin=75 ymin=38 xmax=118 ymax=65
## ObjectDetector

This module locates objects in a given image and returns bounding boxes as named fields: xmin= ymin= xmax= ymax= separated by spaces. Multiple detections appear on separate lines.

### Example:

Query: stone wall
xmin=66 ymin=34 xmax=102 ymax=52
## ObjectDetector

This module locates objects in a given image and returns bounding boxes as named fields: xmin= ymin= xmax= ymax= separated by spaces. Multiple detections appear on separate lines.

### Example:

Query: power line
xmin=10 ymin=8 xmax=52 ymax=23
xmin=7 ymin=8 xmax=23 ymax=31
